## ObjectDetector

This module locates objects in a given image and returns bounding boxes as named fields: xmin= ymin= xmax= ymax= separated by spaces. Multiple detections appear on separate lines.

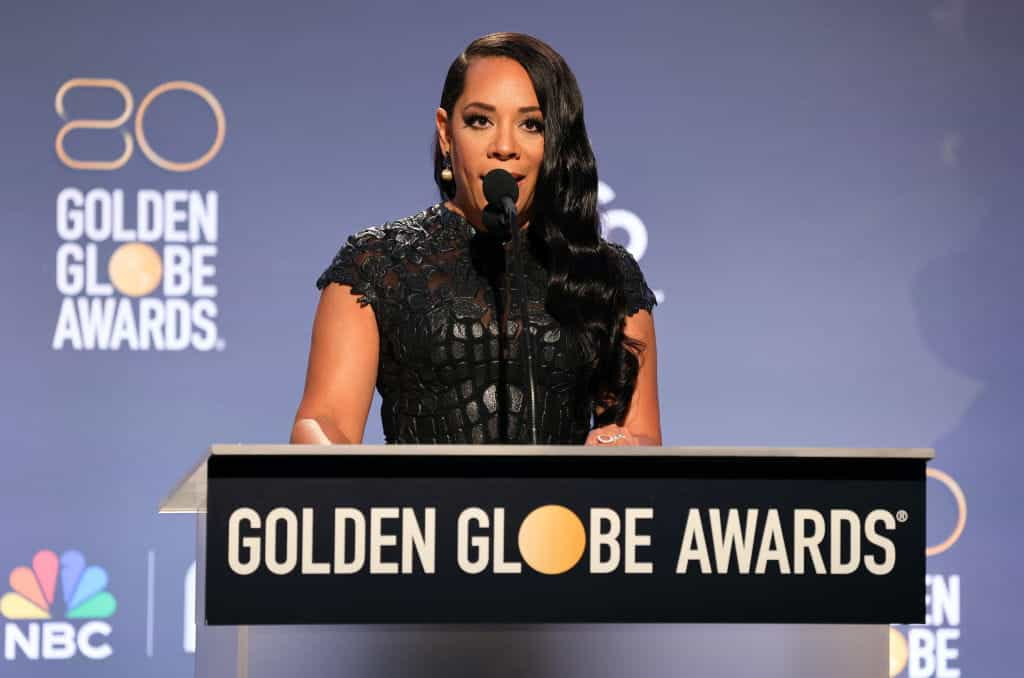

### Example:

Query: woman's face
xmin=436 ymin=56 xmax=545 ymax=229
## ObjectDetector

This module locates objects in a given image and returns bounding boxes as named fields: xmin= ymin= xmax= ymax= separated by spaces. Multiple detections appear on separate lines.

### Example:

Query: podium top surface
xmin=159 ymin=444 xmax=934 ymax=514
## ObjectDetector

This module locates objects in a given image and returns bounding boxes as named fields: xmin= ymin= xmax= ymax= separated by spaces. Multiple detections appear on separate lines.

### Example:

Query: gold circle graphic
xmin=517 ymin=505 xmax=586 ymax=575
xmin=889 ymin=627 xmax=909 ymax=677
xmin=926 ymin=467 xmax=967 ymax=557
xmin=108 ymin=243 xmax=163 ymax=297
xmin=135 ymin=81 xmax=226 ymax=172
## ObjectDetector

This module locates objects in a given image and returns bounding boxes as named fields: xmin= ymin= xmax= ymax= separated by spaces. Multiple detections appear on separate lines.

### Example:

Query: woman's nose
xmin=488 ymin=124 xmax=519 ymax=160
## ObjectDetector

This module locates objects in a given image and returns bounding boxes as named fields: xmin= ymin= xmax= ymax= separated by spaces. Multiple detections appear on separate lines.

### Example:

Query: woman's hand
xmin=585 ymin=424 xmax=644 ymax=447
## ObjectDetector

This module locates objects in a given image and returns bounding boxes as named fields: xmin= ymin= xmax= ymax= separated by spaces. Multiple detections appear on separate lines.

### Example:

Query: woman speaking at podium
xmin=291 ymin=32 xmax=661 ymax=447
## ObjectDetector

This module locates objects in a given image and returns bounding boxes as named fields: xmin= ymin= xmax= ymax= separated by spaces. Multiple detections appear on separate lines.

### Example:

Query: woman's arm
xmin=290 ymin=284 xmax=379 ymax=444
xmin=584 ymin=309 xmax=662 ymax=446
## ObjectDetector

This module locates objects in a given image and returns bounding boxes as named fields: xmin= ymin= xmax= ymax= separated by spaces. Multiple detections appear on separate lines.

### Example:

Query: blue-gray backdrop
xmin=2 ymin=0 xmax=1019 ymax=675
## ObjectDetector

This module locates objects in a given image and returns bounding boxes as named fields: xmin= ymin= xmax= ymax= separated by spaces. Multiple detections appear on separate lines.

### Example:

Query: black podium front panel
xmin=205 ymin=453 xmax=925 ymax=625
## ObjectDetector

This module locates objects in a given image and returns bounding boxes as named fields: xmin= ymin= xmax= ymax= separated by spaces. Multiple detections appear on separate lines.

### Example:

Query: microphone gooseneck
xmin=482 ymin=169 xmax=539 ymax=445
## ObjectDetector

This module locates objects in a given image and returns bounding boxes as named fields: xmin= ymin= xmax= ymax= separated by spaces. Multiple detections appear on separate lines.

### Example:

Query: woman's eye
xmin=523 ymin=118 xmax=545 ymax=133
xmin=463 ymin=114 xmax=543 ymax=133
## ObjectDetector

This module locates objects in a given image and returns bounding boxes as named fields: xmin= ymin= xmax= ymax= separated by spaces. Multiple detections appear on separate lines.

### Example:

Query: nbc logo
xmin=1 ymin=550 xmax=116 ymax=661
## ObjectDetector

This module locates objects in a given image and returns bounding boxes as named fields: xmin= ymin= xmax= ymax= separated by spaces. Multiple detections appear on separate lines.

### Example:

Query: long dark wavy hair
xmin=433 ymin=32 xmax=645 ymax=426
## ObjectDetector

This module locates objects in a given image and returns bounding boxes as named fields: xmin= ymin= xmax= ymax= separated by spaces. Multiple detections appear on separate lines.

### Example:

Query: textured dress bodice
xmin=316 ymin=203 xmax=656 ymax=444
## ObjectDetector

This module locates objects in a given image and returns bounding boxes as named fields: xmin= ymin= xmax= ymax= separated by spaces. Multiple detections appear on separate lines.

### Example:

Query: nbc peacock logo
xmin=1 ymin=549 xmax=116 ymax=661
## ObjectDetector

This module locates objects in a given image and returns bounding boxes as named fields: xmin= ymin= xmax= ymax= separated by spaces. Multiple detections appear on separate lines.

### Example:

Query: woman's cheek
xmin=521 ymin=180 xmax=538 ymax=211
xmin=461 ymin=172 xmax=481 ymax=206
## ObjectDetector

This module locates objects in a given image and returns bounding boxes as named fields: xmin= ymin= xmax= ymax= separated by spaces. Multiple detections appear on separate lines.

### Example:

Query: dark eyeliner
xmin=526 ymin=117 xmax=544 ymax=132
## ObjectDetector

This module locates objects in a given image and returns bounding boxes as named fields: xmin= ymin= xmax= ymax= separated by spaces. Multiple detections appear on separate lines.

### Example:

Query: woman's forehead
xmin=459 ymin=57 xmax=540 ymax=110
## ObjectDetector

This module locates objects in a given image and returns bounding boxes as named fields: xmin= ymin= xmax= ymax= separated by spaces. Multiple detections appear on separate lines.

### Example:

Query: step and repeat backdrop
xmin=1 ymin=1 xmax=1019 ymax=676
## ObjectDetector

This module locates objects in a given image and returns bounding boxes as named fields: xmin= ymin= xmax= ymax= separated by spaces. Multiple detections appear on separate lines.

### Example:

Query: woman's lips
xmin=481 ymin=173 xmax=526 ymax=182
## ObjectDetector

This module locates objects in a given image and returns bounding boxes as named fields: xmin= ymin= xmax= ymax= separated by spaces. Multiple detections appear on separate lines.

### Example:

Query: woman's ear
xmin=435 ymin=107 xmax=451 ymax=154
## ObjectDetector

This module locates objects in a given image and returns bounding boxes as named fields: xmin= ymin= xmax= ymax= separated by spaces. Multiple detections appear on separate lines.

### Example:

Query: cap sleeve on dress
xmin=315 ymin=226 xmax=391 ymax=308
xmin=608 ymin=242 xmax=657 ymax=316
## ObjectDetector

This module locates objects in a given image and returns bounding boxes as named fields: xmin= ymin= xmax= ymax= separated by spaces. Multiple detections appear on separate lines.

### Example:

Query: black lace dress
xmin=316 ymin=203 xmax=656 ymax=445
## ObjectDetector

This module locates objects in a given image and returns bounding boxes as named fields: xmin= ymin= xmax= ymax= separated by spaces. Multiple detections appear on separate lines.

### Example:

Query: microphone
xmin=481 ymin=169 xmax=538 ymax=445
xmin=481 ymin=170 xmax=518 ymax=242
xmin=483 ymin=169 xmax=519 ymax=215
xmin=481 ymin=204 xmax=511 ymax=242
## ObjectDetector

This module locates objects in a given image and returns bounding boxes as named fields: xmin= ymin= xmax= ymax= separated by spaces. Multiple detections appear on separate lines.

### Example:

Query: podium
xmin=161 ymin=444 xmax=932 ymax=678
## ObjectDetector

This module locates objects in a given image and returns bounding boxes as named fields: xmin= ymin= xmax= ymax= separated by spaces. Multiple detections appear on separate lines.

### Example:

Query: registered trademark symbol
xmin=216 ymin=338 xmax=226 ymax=351
xmin=896 ymin=510 xmax=908 ymax=523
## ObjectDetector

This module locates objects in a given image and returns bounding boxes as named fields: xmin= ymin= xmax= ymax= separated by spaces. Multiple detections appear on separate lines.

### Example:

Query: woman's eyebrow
xmin=463 ymin=101 xmax=542 ymax=113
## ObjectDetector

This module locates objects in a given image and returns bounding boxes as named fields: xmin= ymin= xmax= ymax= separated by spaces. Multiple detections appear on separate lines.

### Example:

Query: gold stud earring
xmin=440 ymin=153 xmax=454 ymax=182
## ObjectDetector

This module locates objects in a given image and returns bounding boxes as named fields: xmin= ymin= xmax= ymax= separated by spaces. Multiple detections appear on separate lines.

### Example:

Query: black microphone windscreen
xmin=483 ymin=169 xmax=519 ymax=205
